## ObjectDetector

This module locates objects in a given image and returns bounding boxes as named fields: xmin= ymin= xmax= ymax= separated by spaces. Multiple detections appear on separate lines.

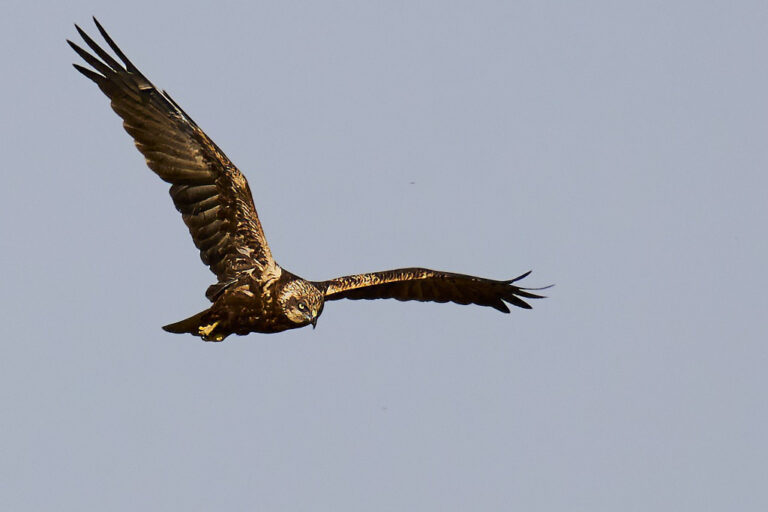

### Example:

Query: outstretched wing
xmin=68 ymin=18 xmax=274 ymax=285
xmin=315 ymin=269 xmax=548 ymax=313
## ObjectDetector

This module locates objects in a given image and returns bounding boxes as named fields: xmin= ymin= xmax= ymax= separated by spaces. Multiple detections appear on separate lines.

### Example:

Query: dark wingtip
xmin=496 ymin=270 xmax=552 ymax=310
xmin=90 ymin=16 xmax=137 ymax=73
xmin=491 ymin=300 xmax=512 ymax=313
xmin=504 ymin=294 xmax=534 ymax=310
xmin=507 ymin=270 xmax=554 ymax=295
xmin=515 ymin=286 xmax=552 ymax=300
xmin=519 ymin=284 xmax=555 ymax=299
xmin=74 ymin=23 xmax=88 ymax=40
xmin=72 ymin=63 xmax=103 ymax=82
xmin=509 ymin=270 xmax=533 ymax=283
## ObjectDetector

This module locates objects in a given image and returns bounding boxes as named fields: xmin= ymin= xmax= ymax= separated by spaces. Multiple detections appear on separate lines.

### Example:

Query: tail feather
xmin=162 ymin=309 xmax=209 ymax=334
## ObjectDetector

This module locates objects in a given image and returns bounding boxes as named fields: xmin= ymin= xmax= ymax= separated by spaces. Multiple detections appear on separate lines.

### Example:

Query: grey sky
xmin=2 ymin=1 xmax=767 ymax=510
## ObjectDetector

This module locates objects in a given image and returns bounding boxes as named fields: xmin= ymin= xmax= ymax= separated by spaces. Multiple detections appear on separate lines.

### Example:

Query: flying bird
xmin=69 ymin=18 xmax=549 ymax=341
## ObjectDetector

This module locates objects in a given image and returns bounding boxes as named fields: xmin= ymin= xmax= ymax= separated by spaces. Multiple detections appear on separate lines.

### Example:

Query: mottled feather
xmin=316 ymin=269 xmax=547 ymax=313
xmin=69 ymin=18 xmax=273 ymax=284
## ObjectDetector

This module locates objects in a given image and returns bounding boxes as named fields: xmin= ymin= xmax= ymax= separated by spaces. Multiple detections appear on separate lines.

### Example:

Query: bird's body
xmin=69 ymin=18 xmax=548 ymax=341
xmin=165 ymin=267 xmax=323 ymax=340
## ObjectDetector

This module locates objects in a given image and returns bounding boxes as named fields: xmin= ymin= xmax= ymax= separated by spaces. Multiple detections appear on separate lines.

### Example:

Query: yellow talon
xmin=198 ymin=321 xmax=220 ymax=337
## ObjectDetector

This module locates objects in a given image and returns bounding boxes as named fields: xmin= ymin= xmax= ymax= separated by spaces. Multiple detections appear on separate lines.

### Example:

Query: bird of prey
xmin=69 ymin=18 xmax=548 ymax=341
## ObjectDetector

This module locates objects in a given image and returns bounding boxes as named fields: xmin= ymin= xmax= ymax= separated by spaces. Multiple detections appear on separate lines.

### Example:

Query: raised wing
xmin=315 ymin=269 xmax=548 ymax=312
xmin=68 ymin=18 xmax=274 ymax=285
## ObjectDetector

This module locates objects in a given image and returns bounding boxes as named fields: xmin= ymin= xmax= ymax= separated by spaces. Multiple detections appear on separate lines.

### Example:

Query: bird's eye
xmin=298 ymin=302 xmax=306 ymax=311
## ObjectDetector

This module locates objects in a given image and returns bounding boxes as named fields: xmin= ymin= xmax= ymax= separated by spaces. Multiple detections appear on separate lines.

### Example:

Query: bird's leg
xmin=198 ymin=321 xmax=223 ymax=341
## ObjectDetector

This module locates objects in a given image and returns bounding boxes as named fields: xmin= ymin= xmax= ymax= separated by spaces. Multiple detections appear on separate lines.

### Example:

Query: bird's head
xmin=279 ymin=279 xmax=325 ymax=328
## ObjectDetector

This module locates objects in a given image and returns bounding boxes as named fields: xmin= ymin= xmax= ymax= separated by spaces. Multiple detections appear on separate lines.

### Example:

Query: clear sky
xmin=2 ymin=1 xmax=767 ymax=510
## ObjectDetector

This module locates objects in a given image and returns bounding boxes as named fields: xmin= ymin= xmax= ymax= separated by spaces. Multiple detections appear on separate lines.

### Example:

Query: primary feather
xmin=69 ymin=18 xmax=273 ymax=281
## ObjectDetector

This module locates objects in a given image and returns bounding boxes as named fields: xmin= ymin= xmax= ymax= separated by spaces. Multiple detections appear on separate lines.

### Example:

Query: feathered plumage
xmin=70 ymin=18 xmax=548 ymax=341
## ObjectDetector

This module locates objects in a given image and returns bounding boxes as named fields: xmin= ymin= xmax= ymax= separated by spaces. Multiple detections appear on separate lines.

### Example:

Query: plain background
xmin=2 ymin=1 xmax=767 ymax=510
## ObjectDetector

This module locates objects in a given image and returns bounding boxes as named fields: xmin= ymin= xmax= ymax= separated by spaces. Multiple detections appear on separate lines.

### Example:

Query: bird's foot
xmin=198 ymin=321 xmax=224 ymax=341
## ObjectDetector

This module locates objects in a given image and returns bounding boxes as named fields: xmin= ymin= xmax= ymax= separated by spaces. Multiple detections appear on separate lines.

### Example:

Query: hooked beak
xmin=310 ymin=314 xmax=318 ymax=329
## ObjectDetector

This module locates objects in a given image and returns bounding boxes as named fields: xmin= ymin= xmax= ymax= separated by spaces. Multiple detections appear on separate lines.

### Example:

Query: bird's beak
xmin=311 ymin=315 xmax=318 ymax=329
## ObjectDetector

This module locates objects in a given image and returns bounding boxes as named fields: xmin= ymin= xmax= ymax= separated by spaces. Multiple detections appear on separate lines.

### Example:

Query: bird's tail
xmin=162 ymin=309 xmax=210 ymax=335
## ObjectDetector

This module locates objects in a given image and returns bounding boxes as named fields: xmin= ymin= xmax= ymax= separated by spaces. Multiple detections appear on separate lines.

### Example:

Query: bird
xmin=68 ymin=18 xmax=549 ymax=341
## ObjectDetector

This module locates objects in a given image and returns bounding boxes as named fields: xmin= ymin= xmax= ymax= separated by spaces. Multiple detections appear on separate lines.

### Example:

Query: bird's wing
xmin=69 ymin=18 xmax=274 ymax=286
xmin=315 ymin=269 xmax=548 ymax=312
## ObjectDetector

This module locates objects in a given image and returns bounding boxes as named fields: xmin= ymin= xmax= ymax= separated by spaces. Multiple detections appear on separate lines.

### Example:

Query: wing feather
xmin=316 ymin=269 xmax=549 ymax=313
xmin=69 ymin=19 xmax=274 ymax=284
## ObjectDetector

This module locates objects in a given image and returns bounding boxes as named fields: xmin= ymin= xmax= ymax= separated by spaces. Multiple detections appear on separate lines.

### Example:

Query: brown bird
xmin=69 ymin=18 xmax=549 ymax=341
